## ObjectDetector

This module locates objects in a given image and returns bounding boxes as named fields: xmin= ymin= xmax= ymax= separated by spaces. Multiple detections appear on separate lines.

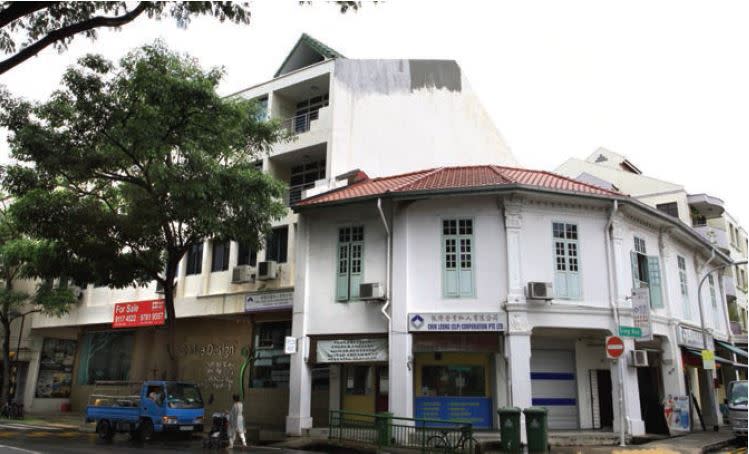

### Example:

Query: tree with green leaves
xmin=0 ymin=1 xmax=360 ymax=75
xmin=1 ymin=42 xmax=287 ymax=378
xmin=0 ymin=204 xmax=79 ymax=405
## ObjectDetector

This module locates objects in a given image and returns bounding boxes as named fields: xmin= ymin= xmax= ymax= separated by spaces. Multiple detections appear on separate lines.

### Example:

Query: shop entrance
xmin=591 ymin=369 xmax=613 ymax=428
xmin=414 ymin=352 xmax=493 ymax=429
xmin=637 ymin=364 xmax=668 ymax=434
xmin=341 ymin=365 xmax=388 ymax=414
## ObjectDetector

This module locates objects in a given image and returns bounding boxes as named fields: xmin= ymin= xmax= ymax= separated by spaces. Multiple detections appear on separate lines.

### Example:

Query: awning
xmin=684 ymin=348 xmax=737 ymax=366
xmin=715 ymin=340 xmax=748 ymax=359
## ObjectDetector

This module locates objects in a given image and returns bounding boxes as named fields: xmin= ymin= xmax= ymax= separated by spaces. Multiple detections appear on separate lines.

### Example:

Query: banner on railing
xmin=316 ymin=338 xmax=387 ymax=363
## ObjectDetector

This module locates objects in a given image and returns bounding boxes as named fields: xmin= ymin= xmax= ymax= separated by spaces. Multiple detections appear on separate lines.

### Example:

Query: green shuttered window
xmin=553 ymin=222 xmax=581 ymax=299
xmin=442 ymin=219 xmax=475 ymax=298
xmin=630 ymin=237 xmax=664 ymax=308
xmin=336 ymin=226 xmax=364 ymax=301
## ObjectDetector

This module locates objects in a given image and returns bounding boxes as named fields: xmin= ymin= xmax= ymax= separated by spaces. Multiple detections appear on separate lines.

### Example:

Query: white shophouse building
xmin=18 ymin=34 xmax=516 ymax=429
xmin=287 ymin=165 xmax=736 ymax=439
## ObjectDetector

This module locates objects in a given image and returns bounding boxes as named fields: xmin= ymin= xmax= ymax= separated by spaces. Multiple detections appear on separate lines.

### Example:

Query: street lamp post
xmin=696 ymin=258 xmax=748 ymax=431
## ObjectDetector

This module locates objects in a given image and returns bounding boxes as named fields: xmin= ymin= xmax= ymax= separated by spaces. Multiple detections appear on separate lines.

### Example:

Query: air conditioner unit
xmin=359 ymin=282 xmax=385 ymax=301
xmin=527 ymin=282 xmax=553 ymax=300
xmin=232 ymin=265 xmax=255 ymax=283
xmin=257 ymin=261 xmax=278 ymax=280
xmin=630 ymin=350 xmax=649 ymax=367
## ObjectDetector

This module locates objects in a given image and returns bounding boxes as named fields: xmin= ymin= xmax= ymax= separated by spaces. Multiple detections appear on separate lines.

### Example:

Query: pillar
xmin=505 ymin=322 xmax=532 ymax=443
xmin=286 ymin=216 xmax=312 ymax=435
xmin=388 ymin=331 xmax=413 ymax=418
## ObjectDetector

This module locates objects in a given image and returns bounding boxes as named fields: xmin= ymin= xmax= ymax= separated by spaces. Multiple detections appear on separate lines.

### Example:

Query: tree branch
xmin=0 ymin=2 xmax=54 ymax=29
xmin=0 ymin=2 xmax=148 ymax=75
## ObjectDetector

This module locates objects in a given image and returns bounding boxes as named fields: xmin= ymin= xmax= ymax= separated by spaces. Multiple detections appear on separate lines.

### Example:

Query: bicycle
xmin=425 ymin=426 xmax=479 ymax=453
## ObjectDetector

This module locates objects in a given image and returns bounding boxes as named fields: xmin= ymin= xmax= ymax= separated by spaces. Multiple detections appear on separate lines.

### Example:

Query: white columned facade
xmin=389 ymin=203 xmax=414 ymax=419
xmin=286 ymin=216 xmax=313 ymax=435
xmin=503 ymin=198 xmax=532 ymax=441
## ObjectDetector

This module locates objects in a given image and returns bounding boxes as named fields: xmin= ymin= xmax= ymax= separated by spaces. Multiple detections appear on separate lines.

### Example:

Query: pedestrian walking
xmin=227 ymin=394 xmax=247 ymax=449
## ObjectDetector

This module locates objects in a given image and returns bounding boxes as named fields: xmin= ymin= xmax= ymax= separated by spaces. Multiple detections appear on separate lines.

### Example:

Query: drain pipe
xmin=377 ymin=198 xmax=392 ymax=325
xmin=603 ymin=200 xmax=626 ymax=447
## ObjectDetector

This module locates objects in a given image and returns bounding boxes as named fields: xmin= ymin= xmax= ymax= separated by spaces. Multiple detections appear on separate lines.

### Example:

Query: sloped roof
xmin=296 ymin=165 xmax=622 ymax=207
xmin=274 ymin=33 xmax=345 ymax=77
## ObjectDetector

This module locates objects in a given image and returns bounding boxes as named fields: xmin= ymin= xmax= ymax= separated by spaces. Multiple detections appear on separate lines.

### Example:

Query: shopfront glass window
xmin=77 ymin=331 xmax=135 ymax=385
xmin=421 ymin=365 xmax=485 ymax=397
xmin=250 ymin=322 xmax=291 ymax=388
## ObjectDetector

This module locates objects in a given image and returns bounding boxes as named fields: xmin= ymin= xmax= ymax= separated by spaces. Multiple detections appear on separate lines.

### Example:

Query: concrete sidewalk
xmin=548 ymin=428 xmax=737 ymax=454
xmin=1 ymin=413 xmax=85 ymax=430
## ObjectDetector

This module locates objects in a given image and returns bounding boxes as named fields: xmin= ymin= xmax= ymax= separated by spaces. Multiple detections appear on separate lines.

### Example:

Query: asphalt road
xmin=0 ymin=425 xmax=322 ymax=454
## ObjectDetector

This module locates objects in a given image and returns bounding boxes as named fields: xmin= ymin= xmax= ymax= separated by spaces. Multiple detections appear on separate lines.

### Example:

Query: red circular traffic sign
xmin=606 ymin=336 xmax=625 ymax=359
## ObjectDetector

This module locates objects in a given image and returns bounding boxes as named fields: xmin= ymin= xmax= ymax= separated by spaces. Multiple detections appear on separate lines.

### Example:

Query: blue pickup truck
xmin=85 ymin=381 xmax=205 ymax=442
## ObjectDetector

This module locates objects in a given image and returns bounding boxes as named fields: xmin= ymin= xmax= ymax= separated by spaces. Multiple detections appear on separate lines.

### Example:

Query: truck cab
xmin=143 ymin=381 xmax=205 ymax=433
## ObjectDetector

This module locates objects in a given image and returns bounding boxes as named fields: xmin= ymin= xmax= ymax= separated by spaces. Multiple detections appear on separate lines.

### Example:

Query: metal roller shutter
xmin=531 ymin=349 xmax=578 ymax=429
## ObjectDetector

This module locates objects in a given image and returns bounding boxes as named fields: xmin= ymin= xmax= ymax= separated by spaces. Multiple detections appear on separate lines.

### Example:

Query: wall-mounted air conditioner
xmin=359 ymin=282 xmax=385 ymax=301
xmin=257 ymin=261 xmax=278 ymax=280
xmin=630 ymin=350 xmax=649 ymax=367
xmin=527 ymin=282 xmax=553 ymax=300
xmin=232 ymin=265 xmax=255 ymax=283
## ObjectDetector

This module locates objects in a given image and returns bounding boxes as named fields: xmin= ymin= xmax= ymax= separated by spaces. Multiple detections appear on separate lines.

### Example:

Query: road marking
xmin=0 ymin=423 xmax=63 ymax=431
xmin=0 ymin=444 xmax=43 ymax=454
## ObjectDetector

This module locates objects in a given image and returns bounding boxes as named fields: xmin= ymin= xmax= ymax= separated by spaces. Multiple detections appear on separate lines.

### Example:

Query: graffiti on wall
xmin=179 ymin=342 xmax=240 ymax=392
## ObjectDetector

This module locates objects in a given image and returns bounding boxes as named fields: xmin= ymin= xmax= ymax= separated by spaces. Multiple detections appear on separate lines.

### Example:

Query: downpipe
xmin=603 ymin=200 xmax=627 ymax=447
xmin=377 ymin=198 xmax=392 ymax=325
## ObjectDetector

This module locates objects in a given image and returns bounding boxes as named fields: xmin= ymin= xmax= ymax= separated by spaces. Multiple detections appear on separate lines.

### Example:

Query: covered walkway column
xmin=389 ymin=201 xmax=413 ymax=419
xmin=505 ymin=318 xmax=532 ymax=443
xmin=287 ymin=216 xmax=312 ymax=435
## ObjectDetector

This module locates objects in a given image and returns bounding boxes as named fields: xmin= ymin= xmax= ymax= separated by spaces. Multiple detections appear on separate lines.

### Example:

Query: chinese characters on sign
xmin=408 ymin=312 xmax=504 ymax=332
xmin=631 ymin=288 xmax=653 ymax=340
xmin=112 ymin=299 xmax=166 ymax=328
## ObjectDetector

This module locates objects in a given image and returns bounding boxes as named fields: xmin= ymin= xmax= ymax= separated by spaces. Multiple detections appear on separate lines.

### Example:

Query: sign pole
xmin=606 ymin=336 xmax=626 ymax=447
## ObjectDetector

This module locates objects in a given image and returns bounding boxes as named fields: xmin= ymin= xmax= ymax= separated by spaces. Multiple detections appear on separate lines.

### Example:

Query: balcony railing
xmin=281 ymin=111 xmax=320 ymax=135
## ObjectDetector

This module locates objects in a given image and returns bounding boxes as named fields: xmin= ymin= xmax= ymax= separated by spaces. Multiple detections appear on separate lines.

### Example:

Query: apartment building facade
xmin=287 ymin=164 xmax=738 ymax=438
xmin=17 ymin=35 xmax=517 ymax=428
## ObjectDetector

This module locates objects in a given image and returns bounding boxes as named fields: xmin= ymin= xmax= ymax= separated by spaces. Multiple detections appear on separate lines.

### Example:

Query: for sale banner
xmin=112 ymin=299 xmax=166 ymax=328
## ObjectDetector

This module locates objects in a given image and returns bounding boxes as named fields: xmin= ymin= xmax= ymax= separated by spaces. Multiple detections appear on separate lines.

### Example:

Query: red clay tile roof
xmin=296 ymin=165 xmax=622 ymax=207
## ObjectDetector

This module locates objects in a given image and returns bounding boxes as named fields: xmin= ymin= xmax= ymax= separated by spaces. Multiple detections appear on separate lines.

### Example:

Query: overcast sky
xmin=1 ymin=1 xmax=747 ymax=224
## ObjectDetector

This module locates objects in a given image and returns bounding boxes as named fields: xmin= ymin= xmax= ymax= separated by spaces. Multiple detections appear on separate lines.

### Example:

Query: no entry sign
xmin=606 ymin=336 xmax=625 ymax=359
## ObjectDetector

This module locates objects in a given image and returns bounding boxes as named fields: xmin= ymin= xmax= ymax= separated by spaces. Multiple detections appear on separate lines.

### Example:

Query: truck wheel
xmin=96 ymin=420 xmax=114 ymax=441
xmin=136 ymin=419 xmax=154 ymax=442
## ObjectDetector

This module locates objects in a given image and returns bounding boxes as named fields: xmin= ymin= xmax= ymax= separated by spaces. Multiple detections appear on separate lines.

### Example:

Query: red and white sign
xmin=606 ymin=336 xmax=625 ymax=359
xmin=112 ymin=299 xmax=166 ymax=328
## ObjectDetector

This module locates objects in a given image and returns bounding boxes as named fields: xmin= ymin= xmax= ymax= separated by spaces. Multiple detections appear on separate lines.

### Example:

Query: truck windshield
xmin=729 ymin=381 xmax=748 ymax=407
xmin=166 ymin=383 xmax=203 ymax=409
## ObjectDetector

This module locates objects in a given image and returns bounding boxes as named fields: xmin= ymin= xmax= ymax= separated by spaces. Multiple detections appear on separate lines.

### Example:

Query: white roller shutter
xmin=531 ymin=349 xmax=578 ymax=429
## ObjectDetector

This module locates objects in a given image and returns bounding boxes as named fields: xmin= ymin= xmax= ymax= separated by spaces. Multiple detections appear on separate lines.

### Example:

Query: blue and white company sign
xmin=408 ymin=312 xmax=504 ymax=332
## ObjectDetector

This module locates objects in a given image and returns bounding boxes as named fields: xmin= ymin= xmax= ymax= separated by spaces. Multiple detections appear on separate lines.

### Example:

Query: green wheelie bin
xmin=523 ymin=407 xmax=549 ymax=453
xmin=497 ymin=407 xmax=521 ymax=453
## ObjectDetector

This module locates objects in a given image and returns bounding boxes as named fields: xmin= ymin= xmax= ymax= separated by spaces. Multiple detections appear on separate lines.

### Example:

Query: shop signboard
xmin=631 ymin=288 xmax=652 ymax=341
xmin=112 ymin=299 xmax=165 ymax=328
xmin=663 ymin=395 xmax=690 ymax=434
xmin=316 ymin=339 xmax=387 ymax=363
xmin=284 ymin=336 xmax=298 ymax=355
xmin=677 ymin=325 xmax=710 ymax=349
xmin=700 ymin=349 xmax=715 ymax=370
xmin=414 ymin=396 xmax=493 ymax=429
xmin=35 ymin=338 xmax=76 ymax=398
xmin=408 ymin=312 xmax=504 ymax=332
xmin=244 ymin=291 xmax=293 ymax=312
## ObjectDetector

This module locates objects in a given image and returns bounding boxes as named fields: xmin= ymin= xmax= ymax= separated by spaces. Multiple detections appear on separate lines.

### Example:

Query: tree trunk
xmin=1 ymin=319 xmax=11 ymax=406
xmin=163 ymin=262 xmax=178 ymax=380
